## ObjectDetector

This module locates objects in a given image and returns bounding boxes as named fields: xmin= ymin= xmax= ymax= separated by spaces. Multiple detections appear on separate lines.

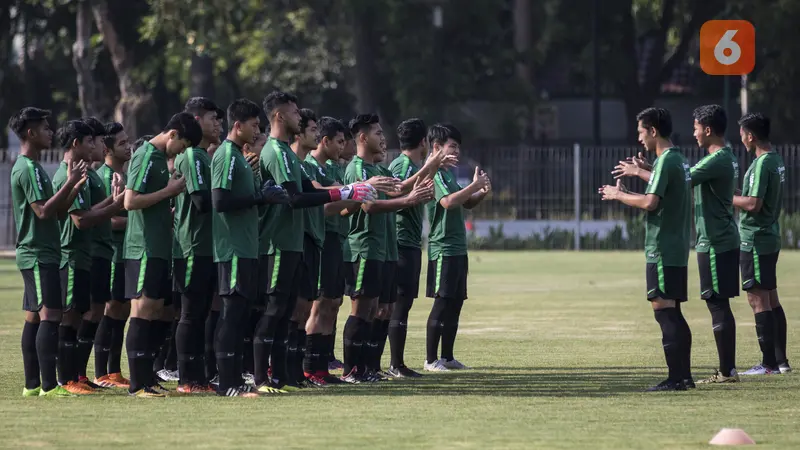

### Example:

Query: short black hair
xmin=299 ymin=108 xmax=317 ymax=134
xmin=184 ymin=97 xmax=219 ymax=117
xmin=163 ymin=112 xmax=203 ymax=147
xmin=103 ymin=122 xmax=124 ymax=149
xmin=82 ymin=117 xmax=106 ymax=137
xmin=227 ymin=98 xmax=262 ymax=127
xmin=56 ymin=119 xmax=94 ymax=149
xmin=739 ymin=112 xmax=770 ymax=141
xmin=397 ymin=118 xmax=427 ymax=150
xmin=348 ymin=114 xmax=380 ymax=138
xmin=316 ymin=117 xmax=346 ymax=144
xmin=216 ymin=107 xmax=225 ymax=122
xmin=427 ymin=123 xmax=462 ymax=147
xmin=693 ymin=104 xmax=727 ymax=136
xmin=262 ymin=90 xmax=298 ymax=118
xmin=8 ymin=107 xmax=51 ymax=141
xmin=636 ymin=107 xmax=672 ymax=137
xmin=134 ymin=135 xmax=154 ymax=149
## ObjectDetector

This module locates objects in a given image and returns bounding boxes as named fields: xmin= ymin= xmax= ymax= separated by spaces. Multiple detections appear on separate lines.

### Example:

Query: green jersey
xmin=96 ymin=164 xmax=127 ymax=263
xmin=11 ymin=155 xmax=61 ymax=270
xmin=173 ymin=147 xmax=213 ymax=257
xmin=690 ymin=147 xmax=740 ymax=253
xmin=306 ymin=154 xmax=343 ymax=239
xmin=389 ymin=153 xmax=424 ymax=248
xmin=343 ymin=156 xmax=387 ymax=262
xmin=739 ymin=151 xmax=785 ymax=254
xmin=53 ymin=161 xmax=92 ymax=270
xmin=87 ymin=168 xmax=115 ymax=261
xmin=124 ymin=142 xmax=173 ymax=261
xmin=644 ymin=148 xmax=692 ymax=267
xmin=428 ymin=168 xmax=467 ymax=260
xmin=211 ymin=140 xmax=260 ymax=261
xmin=300 ymin=157 xmax=325 ymax=248
xmin=259 ymin=137 xmax=304 ymax=254
xmin=326 ymin=160 xmax=349 ymax=239
xmin=380 ymin=165 xmax=399 ymax=262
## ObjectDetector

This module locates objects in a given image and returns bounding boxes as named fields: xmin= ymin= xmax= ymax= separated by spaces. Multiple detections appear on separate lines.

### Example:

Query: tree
xmin=73 ymin=0 xmax=100 ymax=117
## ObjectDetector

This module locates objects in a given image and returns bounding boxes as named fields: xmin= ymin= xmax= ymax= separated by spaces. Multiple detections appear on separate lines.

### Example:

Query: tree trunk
xmin=90 ymin=0 xmax=157 ymax=137
xmin=189 ymin=52 xmax=215 ymax=99
xmin=513 ymin=0 xmax=531 ymax=86
xmin=348 ymin=0 xmax=380 ymax=115
xmin=73 ymin=0 xmax=100 ymax=118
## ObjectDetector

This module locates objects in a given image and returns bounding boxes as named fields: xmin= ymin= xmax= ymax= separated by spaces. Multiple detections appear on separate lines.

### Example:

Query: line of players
xmin=10 ymin=90 xmax=492 ymax=398
xmin=601 ymin=105 xmax=790 ymax=391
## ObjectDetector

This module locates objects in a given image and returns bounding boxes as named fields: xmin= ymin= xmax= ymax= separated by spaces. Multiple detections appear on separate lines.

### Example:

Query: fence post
xmin=573 ymin=142 xmax=581 ymax=251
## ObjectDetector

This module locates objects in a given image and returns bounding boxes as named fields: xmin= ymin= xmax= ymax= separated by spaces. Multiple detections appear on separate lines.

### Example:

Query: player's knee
xmin=649 ymin=298 xmax=676 ymax=311
xmin=769 ymin=290 xmax=781 ymax=308
xmin=746 ymin=290 xmax=770 ymax=312
xmin=265 ymin=292 xmax=289 ymax=318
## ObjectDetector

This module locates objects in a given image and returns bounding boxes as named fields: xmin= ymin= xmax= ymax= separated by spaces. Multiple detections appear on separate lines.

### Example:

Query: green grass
xmin=0 ymin=251 xmax=799 ymax=449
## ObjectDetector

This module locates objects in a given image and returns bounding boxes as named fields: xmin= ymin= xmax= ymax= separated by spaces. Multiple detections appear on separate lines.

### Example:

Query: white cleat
xmin=778 ymin=362 xmax=792 ymax=374
xmin=441 ymin=359 xmax=472 ymax=370
xmin=423 ymin=360 xmax=451 ymax=372
xmin=741 ymin=364 xmax=777 ymax=375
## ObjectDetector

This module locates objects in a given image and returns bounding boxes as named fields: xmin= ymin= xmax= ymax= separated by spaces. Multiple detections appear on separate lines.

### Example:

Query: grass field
xmin=0 ymin=251 xmax=799 ymax=449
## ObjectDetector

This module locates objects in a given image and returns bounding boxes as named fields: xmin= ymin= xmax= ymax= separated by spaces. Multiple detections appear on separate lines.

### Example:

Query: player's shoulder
xmin=388 ymin=154 xmax=405 ymax=169
xmin=51 ymin=161 xmax=67 ymax=182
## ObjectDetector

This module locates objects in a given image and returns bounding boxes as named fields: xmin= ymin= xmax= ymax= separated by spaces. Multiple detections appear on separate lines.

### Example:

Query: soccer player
xmin=123 ymin=113 xmax=202 ymax=397
xmin=11 ymin=108 xmax=86 ymax=397
xmin=170 ymin=97 xmax=221 ymax=393
xmin=340 ymin=114 xmax=435 ymax=382
xmin=93 ymin=121 xmax=132 ymax=388
xmin=254 ymin=91 xmax=376 ymax=392
xmin=599 ymin=107 xmax=692 ymax=391
xmin=205 ymin=110 xmax=225 ymax=382
xmin=733 ymin=113 xmax=790 ymax=375
xmin=211 ymin=99 xmax=289 ymax=397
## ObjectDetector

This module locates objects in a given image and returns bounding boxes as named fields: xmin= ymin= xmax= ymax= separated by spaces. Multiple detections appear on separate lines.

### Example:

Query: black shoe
xmin=645 ymin=379 xmax=687 ymax=392
xmin=683 ymin=378 xmax=696 ymax=389
xmin=388 ymin=365 xmax=423 ymax=378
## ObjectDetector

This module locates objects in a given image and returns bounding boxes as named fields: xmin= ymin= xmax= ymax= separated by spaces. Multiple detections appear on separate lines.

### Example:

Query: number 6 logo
xmin=700 ymin=20 xmax=755 ymax=75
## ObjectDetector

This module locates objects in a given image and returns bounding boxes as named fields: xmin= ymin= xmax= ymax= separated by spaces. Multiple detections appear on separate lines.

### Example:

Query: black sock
xmin=216 ymin=295 xmax=247 ymax=391
xmin=270 ymin=317 xmax=290 ymax=385
xmin=151 ymin=320 xmax=170 ymax=373
xmin=773 ymin=305 xmax=788 ymax=365
xmin=673 ymin=304 xmax=692 ymax=380
xmin=707 ymin=299 xmax=736 ymax=376
xmin=57 ymin=325 xmax=78 ymax=385
xmin=371 ymin=319 xmax=390 ymax=371
xmin=205 ymin=309 xmax=220 ymax=380
xmin=37 ymin=321 xmax=60 ymax=391
xmin=426 ymin=298 xmax=447 ymax=363
xmin=295 ymin=328 xmax=307 ymax=383
xmin=22 ymin=321 xmax=40 ymax=389
xmin=330 ymin=319 xmax=338 ymax=362
xmin=253 ymin=313 xmax=277 ymax=386
xmin=126 ymin=318 xmax=151 ymax=393
xmin=342 ymin=315 xmax=363 ymax=375
xmin=441 ymin=298 xmax=464 ymax=361
xmin=285 ymin=324 xmax=299 ymax=383
xmin=108 ymin=318 xmax=125 ymax=375
xmin=304 ymin=333 xmax=323 ymax=375
xmin=356 ymin=318 xmax=371 ymax=375
xmin=654 ymin=308 xmax=682 ymax=382
xmin=165 ymin=318 xmax=179 ymax=372
xmin=176 ymin=319 xmax=192 ymax=385
xmin=242 ymin=310 xmax=259 ymax=376
xmin=94 ymin=315 xmax=113 ymax=378
xmin=76 ymin=320 xmax=98 ymax=379
xmin=754 ymin=311 xmax=778 ymax=369
xmin=389 ymin=295 xmax=413 ymax=368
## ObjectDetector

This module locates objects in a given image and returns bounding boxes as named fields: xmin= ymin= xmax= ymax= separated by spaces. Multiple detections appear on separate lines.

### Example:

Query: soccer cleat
xmin=423 ymin=360 xmax=450 ymax=372
xmin=177 ymin=384 xmax=214 ymax=394
xmin=151 ymin=382 xmax=170 ymax=395
xmin=209 ymin=374 xmax=220 ymax=387
xmin=328 ymin=358 xmax=344 ymax=372
xmin=388 ymin=365 xmax=423 ymax=378
xmin=441 ymin=359 xmax=471 ymax=370
xmin=741 ymin=364 xmax=777 ymax=375
xmin=94 ymin=372 xmax=130 ymax=389
xmin=256 ymin=383 xmax=288 ymax=395
xmin=340 ymin=368 xmax=361 ymax=384
xmin=217 ymin=387 xmax=259 ymax=398
xmin=376 ymin=370 xmax=394 ymax=380
xmin=696 ymin=369 xmax=740 ymax=384
xmin=779 ymin=362 xmax=792 ymax=374
xmin=62 ymin=380 xmax=95 ymax=395
xmin=78 ymin=376 xmax=106 ymax=390
xmin=322 ymin=374 xmax=345 ymax=385
xmin=242 ymin=372 xmax=255 ymax=385
xmin=22 ymin=386 xmax=41 ymax=397
xmin=359 ymin=370 xmax=383 ymax=383
xmin=306 ymin=374 xmax=329 ymax=387
xmin=129 ymin=387 xmax=167 ymax=398
xmin=683 ymin=378 xmax=696 ymax=389
xmin=39 ymin=385 xmax=75 ymax=397
xmin=280 ymin=381 xmax=305 ymax=392
xmin=645 ymin=379 xmax=687 ymax=392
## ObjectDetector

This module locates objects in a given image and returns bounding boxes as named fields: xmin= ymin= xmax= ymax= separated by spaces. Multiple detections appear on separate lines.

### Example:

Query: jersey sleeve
xmin=390 ymin=158 xmax=411 ymax=180
xmin=125 ymin=151 xmax=149 ymax=193
xmin=689 ymin=154 xmax=724 ymax=187
xmin=748 ymin=157 xmax=770 ymax=198
xmin=343 ymin=161 xmax=358 ymax=184
xmin=181 ymin=152 xmax=207 ymax=194
xmin=70 ymin=185 xmax=91 ymax=213
xmin=645 ymin=156 xmax=669 ymax=197
xmin=16 ymin=164 xmax=46 ymax=204
xmin=212 ymin=146 xmax=233 ymax=190
xmin=433 ymin=170 xmax=452 ymax=201
xmin=263 ymin=141 xmax=297 ymax=185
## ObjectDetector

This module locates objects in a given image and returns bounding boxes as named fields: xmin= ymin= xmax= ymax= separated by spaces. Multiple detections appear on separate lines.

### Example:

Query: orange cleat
xmin=94 ymin=373 xmax=130 ymax=389
xmin=176 ymin=384 xmax=214 ymax=394
xmin=62 ymin=380 xmax=95 ymax=395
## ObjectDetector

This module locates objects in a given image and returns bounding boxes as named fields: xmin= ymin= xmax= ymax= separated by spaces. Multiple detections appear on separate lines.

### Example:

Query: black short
xmin=380 ymin=261 xmax=398 ymax=304
xmin=740 ymin=250 xmax=779 ymax=291
xmin=645 ymin=263 xmax=688 ymax=302
xmin=110 ymin=262 xmax=127 ymax=302
xmin=697 ymin=249 xmax=739 ymax=300
xmin=396 ymin=246 xmax=422 ymax=299
xmin=427 ymin=255 xmax=469 ymax=301
xmin=90 ymin=257 xmax=112 ymax=304
xmin=173 ymin=255 xmax=215 ymax=296
xmin=318 ymin=232 xmax=344 ymax=299
xmin=265 ymin=250 xmax=303 ymax=296
xmin=344 ymin=257 xmax=384 ymax=299
xmin=298 ymin=235 xmax=321 ymax=301
xmin=60 ymin=263 xmax=91 ymax=313
xmin=217 ymin=256 xmax=259 ymax=301
xmin=21 ymin=263 xmax=61 ymax=312
xmin=124 ymin=256 xmax=172 ymax=301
